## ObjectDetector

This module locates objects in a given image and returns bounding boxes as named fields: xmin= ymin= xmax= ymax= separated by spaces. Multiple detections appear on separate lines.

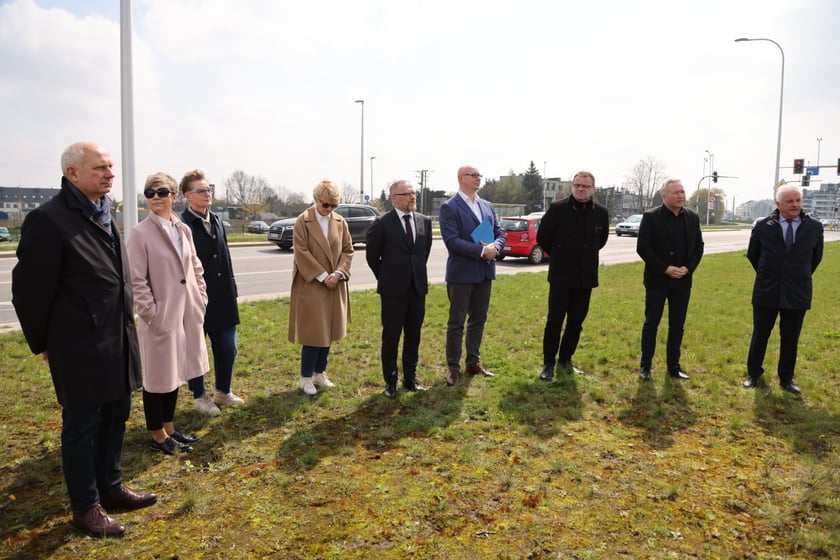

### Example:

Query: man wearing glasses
xmin=180 ymin=170 xmax=244 ymax=415
xmin=536 ymin=171 xmax=609 ymax=381
xmin=366 ymin=180 xmax=433 ymax=397
xmin=13 ymin=142 xmax=155 ymax=537
xmin=438 ymin=165 xmax=505 ymax=386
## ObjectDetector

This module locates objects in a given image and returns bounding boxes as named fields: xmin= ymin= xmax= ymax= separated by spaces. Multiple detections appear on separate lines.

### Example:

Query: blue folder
xmin=470 ymin=216 xmax=494 ymax=244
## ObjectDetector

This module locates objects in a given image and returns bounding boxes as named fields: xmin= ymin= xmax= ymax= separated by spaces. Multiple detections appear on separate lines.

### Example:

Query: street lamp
xmin=354 ymin=99 xmax=364 ymax=200
xmin=543 ymin=161 xmax=547 ymax=209
xmin=735 ymin=37 xmax=785 ymax=194
xmin=370 ymin=156 xmax=376 ymax=199
xmin=817 ymin=137 xmax=822 ymax=168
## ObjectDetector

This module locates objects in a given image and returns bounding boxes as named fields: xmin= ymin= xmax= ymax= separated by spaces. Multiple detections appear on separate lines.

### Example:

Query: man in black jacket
xmin=13 ymin=142 xmax=155 ymax=538
xmin=636 ymin=178 xmax=704 ymax=381
xmin=366 ymin=180 xmax=433 ymax=397
xmin=536 ymin=171 xmax=609 ymax=380
xmin=743 ymin=185 xmax=823 ymax=394
xmin=180 ymin=170 xmax=243 ymax=413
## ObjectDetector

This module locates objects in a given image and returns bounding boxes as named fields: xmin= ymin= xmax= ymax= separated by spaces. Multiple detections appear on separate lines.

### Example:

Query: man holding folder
xmin=438 ymin=165 xmax=506 ymax=386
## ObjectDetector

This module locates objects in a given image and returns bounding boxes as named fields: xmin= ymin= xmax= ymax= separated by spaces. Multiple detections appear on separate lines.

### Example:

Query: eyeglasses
xmin=320 ymin=201 xmax=338 ymax=209
xmin=144 ymin=188 xmax=174 ymax=199
xmin=393 ymin=192 xmax=417 ymax=197
xmin=187 ymin=188 xmax=212 ymax=195
xmin=572 ymin=183 xmax=594 ymax=189
xmin=461 ymin=173 xmax=483 ymax=178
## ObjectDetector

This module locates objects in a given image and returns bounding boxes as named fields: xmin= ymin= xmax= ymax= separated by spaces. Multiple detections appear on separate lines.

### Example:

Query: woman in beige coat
xmin=127 ymin=172 xmax=210 ymax=455
xmin=288 ymin=179 xmax=354 ymax=395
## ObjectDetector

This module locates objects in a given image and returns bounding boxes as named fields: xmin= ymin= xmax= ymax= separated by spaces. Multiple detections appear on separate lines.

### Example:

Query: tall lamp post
xmin=543 ymin=161 xmax=547 ymax=209
xmin=735 ymin=37 xmax=785 ymax=195
xmin=816 ymin=137 xmax=822 ymax=168
xmin=354 ymin=99 xmax=364 ymax=200
xmin=370 ymin=156 xmax=376 ymax=200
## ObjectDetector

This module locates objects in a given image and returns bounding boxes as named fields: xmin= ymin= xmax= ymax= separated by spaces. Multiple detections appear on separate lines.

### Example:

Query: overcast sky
xmin=1 ymin=0 xmax=838 ymax=208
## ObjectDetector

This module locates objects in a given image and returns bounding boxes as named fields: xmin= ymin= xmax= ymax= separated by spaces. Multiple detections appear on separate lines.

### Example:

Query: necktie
xmin=403 ymin=214 xmax=414 ymax=250
xmin=785 ymin=219 xmax=794 ymax=251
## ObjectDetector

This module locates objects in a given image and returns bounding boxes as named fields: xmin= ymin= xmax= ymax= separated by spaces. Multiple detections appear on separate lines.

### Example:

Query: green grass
xmin=1 ymin=245 xmax=839 ymax=559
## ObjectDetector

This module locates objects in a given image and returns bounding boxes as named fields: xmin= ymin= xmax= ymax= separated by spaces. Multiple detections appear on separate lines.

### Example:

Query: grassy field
xmin=1 ymin=245 xmax=838 ymax=559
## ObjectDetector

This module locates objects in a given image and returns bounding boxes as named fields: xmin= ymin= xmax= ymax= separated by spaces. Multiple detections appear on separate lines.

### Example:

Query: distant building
xmin=0 ymin=186 xmax=59 ymax=225
xmin=802 ymin=182 xmax=839 ymax=220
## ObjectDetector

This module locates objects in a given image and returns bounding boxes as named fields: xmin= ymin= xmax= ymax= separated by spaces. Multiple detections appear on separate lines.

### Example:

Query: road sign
xmin=806 ymin=166 xmax=819 ymax=176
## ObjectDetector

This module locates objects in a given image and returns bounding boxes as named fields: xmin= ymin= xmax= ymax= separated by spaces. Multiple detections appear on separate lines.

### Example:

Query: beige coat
xmin=288 ymin=206 xmax=354 ymax=346
xmin=127 ymin=213 xmax=209 ymax=393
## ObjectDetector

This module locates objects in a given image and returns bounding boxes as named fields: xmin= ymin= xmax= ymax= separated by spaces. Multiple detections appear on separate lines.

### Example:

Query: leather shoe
xmin=170 ymin=431 xmax=200 ymax=444
xmin=99 ymin=485 xmax=157 ymax=512
xmin=539 ymin=364 xmax=554 ymax=382
xmin=638 ymin=367 xmax=652 ymax=380
xmin=669 ymin=370 xmax=690 ymax=380
xmin=466 ymin=363 xmax=495 ymax=377
xmin=446 ymin=368 xmax=460 ymax=386
xmin=742 ymin=377 xmax=759 ymax=388
xmin=151 ymin=436 xmax=191 ymax=455
xmin=72 ymin=504 xmax=125 ymax=538
xmin=781 ymin=383 xmax=801 ymax=395
xmin=383 ymin=384 xmax=398 ymax=398
xmin=403 ymin=381 xmax=427 ymax=392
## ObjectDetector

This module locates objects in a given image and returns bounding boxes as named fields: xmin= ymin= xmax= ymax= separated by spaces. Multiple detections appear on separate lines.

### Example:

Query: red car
xmin=498 ymin=215 xmax=547 ymax=264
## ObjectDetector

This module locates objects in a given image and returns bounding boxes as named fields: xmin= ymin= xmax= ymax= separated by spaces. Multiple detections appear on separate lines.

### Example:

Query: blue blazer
xmin=438 ymin=193 xmax=505 ymax=284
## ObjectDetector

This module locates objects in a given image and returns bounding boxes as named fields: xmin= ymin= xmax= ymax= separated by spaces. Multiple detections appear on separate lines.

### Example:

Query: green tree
xmin=688 ymin=187 xmax=727 ymax=224
xmin=522 ymin=161 xmax=544 ymax=212
xmin=494 ymin=175 xmax=523 ymax=203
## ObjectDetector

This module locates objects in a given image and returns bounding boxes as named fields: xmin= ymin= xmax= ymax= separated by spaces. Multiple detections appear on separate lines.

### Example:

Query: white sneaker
xmin=214 ymin=389 xmax=244 ymax=406
xmin=313 ymin=372 xmax=335 ymax=388
xmin=299 ymin=377 xmax=317 ymax=395
xmin=194 ymin=393 xmax=221 ymax=416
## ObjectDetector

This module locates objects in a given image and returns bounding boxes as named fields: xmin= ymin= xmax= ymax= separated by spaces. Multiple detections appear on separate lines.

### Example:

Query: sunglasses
xmin=320 ymin=201 xmax=338 ymax=209
xmin=144 ymin=188 xmax=174 ymax=199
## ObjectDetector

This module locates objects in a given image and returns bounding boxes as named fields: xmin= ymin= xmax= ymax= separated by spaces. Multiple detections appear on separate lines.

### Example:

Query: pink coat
xmin=127 ymin=213 xmax=209 ymax=393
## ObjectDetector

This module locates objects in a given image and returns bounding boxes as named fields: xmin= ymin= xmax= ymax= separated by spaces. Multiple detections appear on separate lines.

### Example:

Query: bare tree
xmin=224 ymin=169 xmax=274 ymax=219
xmin=624 ymin=156 xmax=666 ymax=212
xmin=341 ymin=183 xmax=360 ymax=204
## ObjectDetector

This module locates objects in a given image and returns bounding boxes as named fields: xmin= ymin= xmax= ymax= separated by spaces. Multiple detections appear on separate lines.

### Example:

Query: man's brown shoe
xmin=466 ymin=363 xmax=495 ymax=377
xmin=72 ymin=504 xmax=125 ymax=538
xmin=446 ymin=368 xmax=460 ymax=386
xmin=99 ymin=485 xmax=157 ymax=512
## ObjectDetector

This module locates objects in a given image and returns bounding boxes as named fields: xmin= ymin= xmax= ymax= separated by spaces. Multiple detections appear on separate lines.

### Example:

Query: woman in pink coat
xmin=127 ymin=173 xmax=210 ymax=455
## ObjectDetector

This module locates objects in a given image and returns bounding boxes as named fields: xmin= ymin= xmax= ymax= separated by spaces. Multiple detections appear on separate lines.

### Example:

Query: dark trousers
xmin=640 ymin=279 xmax=692 ymax=371
xmin=542 ymin=284 xmax=592 ymax=366
xmin=189 ymin=325 xmax=238 ymax=397
xmin=142 ymin=388 xmax=178 ymax=431
xmin=446 ymin=279 xmax=492 ymax=370
xmin=747 ymin=306 xmax=806 ymax=386
xmin=61 ymin=393 xmax=131 ymax=512
xmin=300 ymin=345 xmax=330 ymax=378
xmin=380 ymin=290 xmax=426 ymax=386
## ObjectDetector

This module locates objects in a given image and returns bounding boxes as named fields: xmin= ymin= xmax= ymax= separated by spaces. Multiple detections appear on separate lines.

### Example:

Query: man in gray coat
xmin=13 ymin=142 xmax=156 ymax=538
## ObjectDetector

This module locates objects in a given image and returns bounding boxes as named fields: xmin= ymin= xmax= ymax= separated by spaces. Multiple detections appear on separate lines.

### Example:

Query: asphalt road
xmin=1 ymin=229 xmax=837 ymax=332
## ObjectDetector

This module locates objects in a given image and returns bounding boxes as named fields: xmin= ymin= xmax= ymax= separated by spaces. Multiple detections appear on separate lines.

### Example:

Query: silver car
xmin=615 ymin=214 xmax=643 ymax=237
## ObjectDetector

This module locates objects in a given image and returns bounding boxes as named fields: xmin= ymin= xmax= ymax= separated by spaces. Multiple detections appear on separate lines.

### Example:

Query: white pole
xmin=120 ymin=0 xmax=137 ymax=238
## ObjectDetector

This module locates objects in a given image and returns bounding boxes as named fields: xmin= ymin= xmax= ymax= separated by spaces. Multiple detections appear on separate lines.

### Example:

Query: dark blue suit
xmin=366 ymin=210 xmax=433 ymax=387
xmin=439 ymin=193 xmax=505 ymax=370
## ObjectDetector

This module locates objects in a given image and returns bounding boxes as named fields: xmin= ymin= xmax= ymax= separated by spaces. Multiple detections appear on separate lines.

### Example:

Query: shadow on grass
xmin=753 ymin=387 xmax=839 ymax=456
xmin=276 ymin=375 xmax=476 ymax=470
xmin=617 ymin=376 xmax=697 ymax=449
xmin=496 ymin=373 xmax=582 ymax=438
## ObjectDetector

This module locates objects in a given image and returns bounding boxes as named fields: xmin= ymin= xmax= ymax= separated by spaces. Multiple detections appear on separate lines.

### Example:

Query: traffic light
xmin=802 ymin=175 xmax=810 ymax=187
xmin=712 ymin=171 xmax=718 ymax=183
xmin=793 ymin=158 xmax=804 ymax=174
xmin=837 ymin=158 xmax=840 ymax=175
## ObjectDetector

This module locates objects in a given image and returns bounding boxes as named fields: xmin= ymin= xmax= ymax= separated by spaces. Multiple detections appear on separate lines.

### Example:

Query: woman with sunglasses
xmin=288 ymin=179 xmax=354 ymax=395
xmin=127 ymin=173 xmax=209 ymax=454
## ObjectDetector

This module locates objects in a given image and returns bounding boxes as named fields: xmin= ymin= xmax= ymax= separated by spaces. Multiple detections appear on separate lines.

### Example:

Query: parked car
xmin=267 ymin=204 xmax=381 ymax=250
xmin=498 ymin=215 xmax=546 ymax=264
xmin=615 ymin=214 xmax=643 ymax=236
xmin=0 ymin=226 xmax=10 ymax=242
xmin=247 ymin=220 xmax=269 ymax=234
xmin=222 ymin=220 xmax=231 ymax=230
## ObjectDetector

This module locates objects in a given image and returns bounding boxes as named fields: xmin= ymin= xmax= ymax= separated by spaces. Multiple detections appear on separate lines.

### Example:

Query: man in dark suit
xmin=438 ymin=165 xmax=506 ymax=386
xmin=537 ymin=170 xmax=609 ymax=380
xmin=366 ymin=180 xmax=433 ymax=397
xmin=12 ymin=142 xmax=156 ymax=538
xmin=180 ymin=169 xmax=244 ymax=415
xmin=743 ymin=184 xmax=823 ymax=395
xmin=636 ymin=178 xmax=704 ymax=381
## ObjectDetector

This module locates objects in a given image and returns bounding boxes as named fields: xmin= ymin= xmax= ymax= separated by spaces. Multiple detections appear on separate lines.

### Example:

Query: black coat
xmin=748 ymin=210 xmax=823 ymax=310
xmin=636 ymin=205 xmax=704 ymax=289
xmin=180 ymin=209 xmax=240 ymax=333
xmin=537 ymin=196 xmax=609 ymax=289
xmin=365 ymin=210 xmax=433 ymax=297
xmin=12 ymin=179 xmax=142 ymax=409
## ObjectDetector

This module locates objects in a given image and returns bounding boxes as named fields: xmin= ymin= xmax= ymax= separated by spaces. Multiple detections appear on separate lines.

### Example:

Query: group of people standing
xmin=11 ymin=143 xmax=824 ymax=540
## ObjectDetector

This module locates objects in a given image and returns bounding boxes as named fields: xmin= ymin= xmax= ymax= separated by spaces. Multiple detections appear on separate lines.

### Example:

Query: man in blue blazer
xmin=743 ymin=184 xmax=823 ymax=395
xmin=438 ymin=165 xmax=506 ymax=386
xmin=366 ymin=180 xmax=433 ymax=397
